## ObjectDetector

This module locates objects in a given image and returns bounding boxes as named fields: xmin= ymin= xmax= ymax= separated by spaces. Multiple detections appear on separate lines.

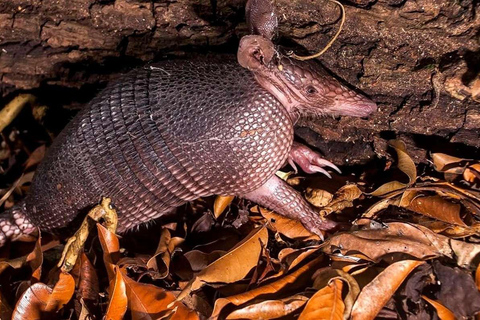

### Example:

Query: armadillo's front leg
xmin=243 ymin=175 xmax=337 ymax=238
xmin=288 ymin=142 xmax=341 ymax=178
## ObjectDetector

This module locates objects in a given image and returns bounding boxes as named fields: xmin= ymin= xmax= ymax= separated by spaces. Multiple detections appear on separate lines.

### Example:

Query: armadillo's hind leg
xmin=0 ymin=202 xmax=37 ymax=247
xmin=242 ymin=175 xmax=338 ymax=240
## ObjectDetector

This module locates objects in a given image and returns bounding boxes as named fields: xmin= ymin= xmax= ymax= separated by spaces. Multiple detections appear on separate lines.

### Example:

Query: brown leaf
xmin=12 ymin=272 xmax=75 ymax=319
xmin=178 ymin=226 xmax=268 ymax=300
xmin=28 ymin=233 xmax=43 ymax=283
xmin=0 ymin=94 xmax=35 ymax=132
xmin=312 ymin=268 xmax=360 ymax=318
xmin=146 ymin=228 xmax=184 ymax=278
xmin=298 ymin=279 xmax=344 ymax=320
xmin=320 ymin=184 xmax=363 ymax=217
xmin=121 ymin=269 xmax=199 ymax=320
xmin=24 ymin=145 xmax=46 ymax=170
xmin=97 ymin=223 xmax=121 ymax=282
xmin=400 ymin=191 xmax=465 ymax=226
xmin=12 ymin=283 xmax=50 ymax=320
xmin=184 ymin=250 xmax=226 ymax=273
xmin=431 ymin=153 xmax=467 ymax=173
xmin=77 ymin=253 xmax=100 ymax=302
xmin=214 ymin=195 xmax=235 ymax=218
xmin=324 ymin=222 xmax=453 ymax=262
xmin=105 ymin=266 xmax=127 ymax=320
xmin=422 ymin=295 xmax=455 ymax=320
xmin=211 ymin=257 xmax=323 ymax=319
xmin=258 ymin=208 xmax=320 ymax=240
xmin=351 ymin=260 xmax=425 ymax=320
xmin=432 ymin=260 xmax=480 ymax=318
xmin=370 ymin=139 xmax=417 ymax=196
xmin=305 ymin=188 xmax=333 ymax=207
xmin=44 ymin=272 xmax=75 ymax=312
xmin=226 ymin=294 xmax=308 ymax=319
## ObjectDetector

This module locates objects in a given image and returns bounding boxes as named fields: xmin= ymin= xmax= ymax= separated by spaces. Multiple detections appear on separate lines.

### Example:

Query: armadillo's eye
xmin=306 ymin=86 xmax=317 ymax=96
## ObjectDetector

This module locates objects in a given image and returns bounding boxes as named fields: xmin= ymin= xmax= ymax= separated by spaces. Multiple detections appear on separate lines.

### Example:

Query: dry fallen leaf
xmin=258 ymin=207 xmax=320 ymax=240
xmin=324 ymin=222 xmax=453 ymax=262
xmin=211 ymin=257 xmax=324 ymax=319
xmin=298 ymin=278 xmax=345 ymax=320
xmin=178 ymin=226 xmax=268 ymax=300
xmin=105 ymin=266 xmax=128 ymax=320
xmin=422 ymin=295 xmax=455 ymax=320
xmin=370 ymin=140 xmax=417 ymax=196
xmin=121 ymin=269 xmax=199 ymax=320
xmin=146 ymin=228 xmax=184 ymax=278
xmin=12 ymin=272 xmax=75 ymax=320
xmin=97 ymin=223 xmax=121 ymax=282
xmin=312 ymin=268 xmax=360 ymax=318
xmin=351 ymin=260 xmax=425 ymax=320
xmin=225 ymin=294 xmax=308 ymax=319
xmin=214 ymin=195 xmax=235 ymax=218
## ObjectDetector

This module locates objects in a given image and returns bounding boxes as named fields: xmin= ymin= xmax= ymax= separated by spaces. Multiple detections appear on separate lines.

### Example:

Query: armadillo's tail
xmin=0 ymin=202 xmax=37 ymax=247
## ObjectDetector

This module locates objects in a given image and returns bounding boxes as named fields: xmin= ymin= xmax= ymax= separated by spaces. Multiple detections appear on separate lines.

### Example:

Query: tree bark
xmin=0 ymin=0 xmax=479 ymax=162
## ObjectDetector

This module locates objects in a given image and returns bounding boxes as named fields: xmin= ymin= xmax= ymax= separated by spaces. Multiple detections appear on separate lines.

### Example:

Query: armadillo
xmin=0 ymin=2 xmax=377 ymax=245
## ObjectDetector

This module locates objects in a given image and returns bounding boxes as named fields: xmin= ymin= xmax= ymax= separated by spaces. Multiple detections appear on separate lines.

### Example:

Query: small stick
xmin=287 ymin=0 xmax=345 ymax=61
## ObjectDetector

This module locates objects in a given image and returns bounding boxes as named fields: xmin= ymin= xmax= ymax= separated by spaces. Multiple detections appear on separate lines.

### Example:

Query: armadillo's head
xmin=238 ymin=35 xmax=377 ymax=119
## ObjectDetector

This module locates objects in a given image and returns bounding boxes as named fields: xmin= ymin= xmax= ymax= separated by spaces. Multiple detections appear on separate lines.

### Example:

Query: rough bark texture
xmin=0 ymin=0 xmax=479 ymax=163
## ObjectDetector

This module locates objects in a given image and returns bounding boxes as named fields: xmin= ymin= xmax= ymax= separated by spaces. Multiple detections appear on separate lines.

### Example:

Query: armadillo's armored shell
xmin=25 ymin=59 xmax=294 ymax=232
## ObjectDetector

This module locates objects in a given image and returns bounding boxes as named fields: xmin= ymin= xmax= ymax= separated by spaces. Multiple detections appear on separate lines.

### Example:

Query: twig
xmin=287 ymin=0 xmax=345 ymax=61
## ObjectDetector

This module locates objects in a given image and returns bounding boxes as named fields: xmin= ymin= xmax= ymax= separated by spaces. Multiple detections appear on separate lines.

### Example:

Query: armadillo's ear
xmin=237 ymin=35 xmax=276 ymax=71
xmin=246 ymin=0 xmax=278 ymax=40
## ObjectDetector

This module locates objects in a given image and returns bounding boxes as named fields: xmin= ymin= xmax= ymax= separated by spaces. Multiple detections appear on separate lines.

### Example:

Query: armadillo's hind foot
xmin=0 ymin=203 xmax=37 ymax=247
xmin=243 ymin=175 xmax=338 ymax=240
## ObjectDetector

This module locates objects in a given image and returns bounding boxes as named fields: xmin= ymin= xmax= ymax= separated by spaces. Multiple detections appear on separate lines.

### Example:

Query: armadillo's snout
xmin=332 ymin=90 xmax=377 ymax=118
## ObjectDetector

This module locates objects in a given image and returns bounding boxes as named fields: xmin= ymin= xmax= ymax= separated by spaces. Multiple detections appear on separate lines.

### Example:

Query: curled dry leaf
xmin=319 ymin=184 xmax=363 ymax=217
xmin=213 ymin=195 xmax=235 ymax=218
xmin=121 ymin=269 xmax=199 ymax=320
xmin=0 ymin=232 xmax=43 ymax=280
xmin=305 ymin=188 xmax=333 ymax=207
xmin=324 ymin=222 xmax=453 ymax=262
xmin=24 ymin=145 xmax=46 ymax=170
xmin=431 ymin=153 xmax=468 ymax=173
xmin=77 ymin=253 xmax=100 ymax=302
xmin=178 ymin=226 xmax=268 ymax=300
xmin=312 ymin=268 xmax=360 ymax=318
xmin=97 ymin=223 xmax=121 ymax=282
xmin=105 ymin=266 xmax=128 ymax=320
xmin=146 ymin=228 xmax=184 ymax=279
xmin=211 ymin=257 xmax=324 ymax=319
xmin=464 ymin=163 xmax=480 ymax=183
xmin=0 ymin=94 xmax=35 ymax=132
xmin=12 ymin=272 xmax=75 ymax=320
xmin=258 ymin=207 xmax=320 ymax=240
xmin=432 ymin=260 xmax=480 ymax=318
xmin=370 ymin=139 xmax=417 ymax=197
xmin=298 ymin=278 xmax=344 ymax=320
xmin=351 ymin=260 xmax=425 ymax=320
xmin=399 ymin=191 xmax=465 ymax=226
xmin=421 ymin=295 xmax=455 ymax=320
xmin=184 ymin=250 xmax=226 ymax=272
xmin=225 ymin=294 xmax=308 ymax=319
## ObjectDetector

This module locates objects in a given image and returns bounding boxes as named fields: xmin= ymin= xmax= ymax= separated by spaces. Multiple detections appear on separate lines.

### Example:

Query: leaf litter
xmin=2 ymin=95 xmax=480 ymax=319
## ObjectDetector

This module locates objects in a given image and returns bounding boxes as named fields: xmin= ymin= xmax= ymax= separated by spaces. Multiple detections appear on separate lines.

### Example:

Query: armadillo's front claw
xmin=288 ymin=142 xmax=341 ymax=177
